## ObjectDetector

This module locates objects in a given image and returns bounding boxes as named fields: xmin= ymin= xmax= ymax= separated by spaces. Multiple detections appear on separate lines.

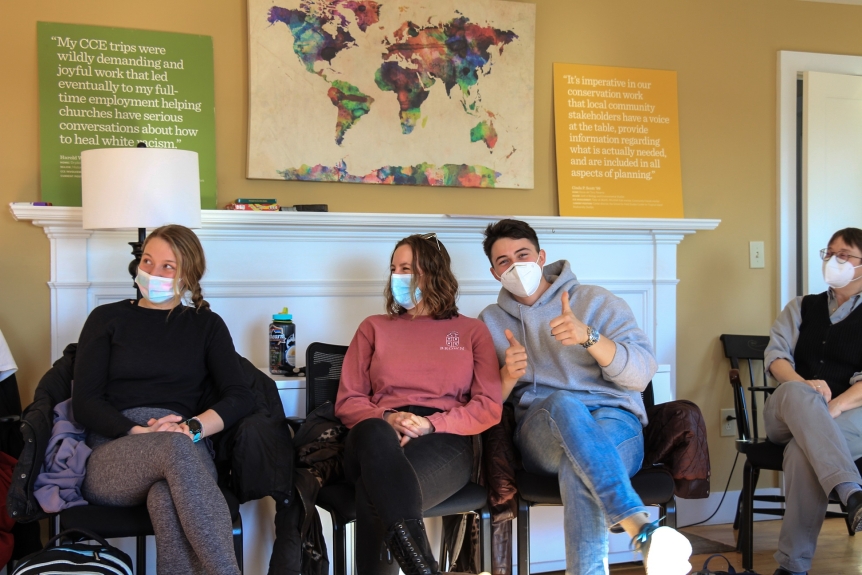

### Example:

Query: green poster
xmin=38 ymin=22 xmax=217 ymax=208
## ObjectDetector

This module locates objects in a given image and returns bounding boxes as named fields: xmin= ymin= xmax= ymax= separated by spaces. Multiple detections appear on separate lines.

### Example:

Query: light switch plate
xmin=750 ymin=241 xmax=765 ymax=269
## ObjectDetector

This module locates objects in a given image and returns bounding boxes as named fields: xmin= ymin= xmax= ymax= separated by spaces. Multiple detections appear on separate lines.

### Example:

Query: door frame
xmin=777 ymin=51 xmax=862 ymax=311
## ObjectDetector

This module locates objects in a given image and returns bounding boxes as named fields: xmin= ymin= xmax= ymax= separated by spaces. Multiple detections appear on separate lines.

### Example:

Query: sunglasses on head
xmin=420 ymin=232 xmax=441 ymax=251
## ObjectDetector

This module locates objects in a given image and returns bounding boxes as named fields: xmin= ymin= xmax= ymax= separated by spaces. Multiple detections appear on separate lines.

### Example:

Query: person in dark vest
xmin=764 ymin=227 xmax=862 ymax=575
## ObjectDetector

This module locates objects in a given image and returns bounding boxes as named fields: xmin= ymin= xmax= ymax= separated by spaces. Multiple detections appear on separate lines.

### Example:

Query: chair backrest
xmin=0 ymin=372 xmax=22 ymax=418
xmin=305 ymin=342 xmax=349 ymax=415
xmin=720 ymin=334 xmax=770 ymax=442
xmin=303 ymin=342 xmax=656 ymax=419
xmin=642 ymin=381 xmax=654 ymax=410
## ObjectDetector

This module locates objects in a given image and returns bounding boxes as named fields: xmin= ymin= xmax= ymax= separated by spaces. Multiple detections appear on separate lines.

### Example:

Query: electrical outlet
xmin=720 ymin=408 xmax=736 ymax=437
xmin=749 ymin=241 xmax=765 ymax=269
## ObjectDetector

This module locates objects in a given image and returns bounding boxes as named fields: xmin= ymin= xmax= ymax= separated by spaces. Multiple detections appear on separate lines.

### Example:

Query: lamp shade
xmin=81 ymin=148 xmax=202 ymax=230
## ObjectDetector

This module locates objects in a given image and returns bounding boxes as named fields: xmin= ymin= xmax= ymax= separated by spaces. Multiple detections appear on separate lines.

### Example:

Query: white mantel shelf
xmin=11 ymin=205 xmax=719 ymax=235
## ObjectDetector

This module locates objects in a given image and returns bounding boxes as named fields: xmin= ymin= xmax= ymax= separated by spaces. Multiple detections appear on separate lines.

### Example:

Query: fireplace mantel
xmin=11 ymin=204 xmax=719 ymax=397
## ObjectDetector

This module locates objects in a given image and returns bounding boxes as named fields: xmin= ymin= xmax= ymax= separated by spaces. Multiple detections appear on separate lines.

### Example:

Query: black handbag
xmin=692 ymin=554 xmax=761 ymax=575
xmin=12 ymin=528 xmax=133 ymax=574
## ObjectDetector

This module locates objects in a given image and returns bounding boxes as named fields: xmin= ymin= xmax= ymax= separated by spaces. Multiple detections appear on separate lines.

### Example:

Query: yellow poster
xmin=554 ymin=63 xmax=683 ymax=217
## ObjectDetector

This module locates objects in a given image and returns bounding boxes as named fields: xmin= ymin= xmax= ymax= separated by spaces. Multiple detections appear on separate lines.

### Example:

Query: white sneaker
xmin=631 ymin=523 xmax=692 ymax=575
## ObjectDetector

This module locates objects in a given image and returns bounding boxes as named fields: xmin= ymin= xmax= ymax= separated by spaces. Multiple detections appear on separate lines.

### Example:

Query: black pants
xmin=344 ymin=418 xmax=473 ymax=575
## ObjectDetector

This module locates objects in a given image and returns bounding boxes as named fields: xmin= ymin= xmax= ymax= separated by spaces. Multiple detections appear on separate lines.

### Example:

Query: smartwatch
xmin=185 ymin=417 xmax=204 ymax=443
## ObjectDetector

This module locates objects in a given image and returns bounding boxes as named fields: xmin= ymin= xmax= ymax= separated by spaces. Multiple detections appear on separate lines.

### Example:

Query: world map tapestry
xmin=247 ymin=0 xmax=535 ymax=188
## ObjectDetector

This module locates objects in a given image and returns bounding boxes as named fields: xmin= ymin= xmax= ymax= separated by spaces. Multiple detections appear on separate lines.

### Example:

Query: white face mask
xmin=391 ymin=274 xmax=421 ymax=310
xmin=136 ymin=268 xmax=179 ymax=304
xmin=822 ymin=256 xmax=862 ymax=289
xmin=496 ymin=256 xmax=543 ymax=298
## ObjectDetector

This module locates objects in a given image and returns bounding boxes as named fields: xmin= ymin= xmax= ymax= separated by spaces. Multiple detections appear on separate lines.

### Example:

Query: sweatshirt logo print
xmin=441 ymin=332 xmax=465 ymax=351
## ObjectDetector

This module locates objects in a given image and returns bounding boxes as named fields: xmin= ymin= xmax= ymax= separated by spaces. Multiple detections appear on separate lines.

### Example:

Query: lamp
xmin=81 ymin=146 xmax=202 ymax=298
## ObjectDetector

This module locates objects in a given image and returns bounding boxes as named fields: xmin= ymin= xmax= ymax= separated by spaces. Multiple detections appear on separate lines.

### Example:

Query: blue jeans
xmin=515 ymin=391 xmax=647 ymax=575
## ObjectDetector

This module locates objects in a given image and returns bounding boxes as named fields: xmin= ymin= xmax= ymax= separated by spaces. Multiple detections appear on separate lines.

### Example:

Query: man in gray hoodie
xmin=477 ymin=219 xmax=691 ymax=575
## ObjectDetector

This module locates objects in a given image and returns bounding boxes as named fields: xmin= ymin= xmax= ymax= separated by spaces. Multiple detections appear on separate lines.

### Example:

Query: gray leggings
xmin=82 ymin=408 xmax=239 ymax=575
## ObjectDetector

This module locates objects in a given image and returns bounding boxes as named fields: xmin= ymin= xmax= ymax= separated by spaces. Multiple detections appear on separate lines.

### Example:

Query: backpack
xmin=11 ymin=528 xmax=133 ymax=575
xmin=692 ymin=554 xmax=761 ymax=575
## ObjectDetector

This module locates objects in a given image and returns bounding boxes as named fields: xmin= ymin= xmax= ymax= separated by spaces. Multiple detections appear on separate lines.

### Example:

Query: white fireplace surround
xmin=11 ymin=205 xmax=719 ymax=574
xmin=11 ymin=206 xmax=718 ymax=391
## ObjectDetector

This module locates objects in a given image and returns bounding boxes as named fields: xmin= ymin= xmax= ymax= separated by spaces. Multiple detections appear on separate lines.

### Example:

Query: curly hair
xmin=384 ymin=234 xmax=459 ymax=320
xmin=142 ymin=225 xmax=209 ymax=312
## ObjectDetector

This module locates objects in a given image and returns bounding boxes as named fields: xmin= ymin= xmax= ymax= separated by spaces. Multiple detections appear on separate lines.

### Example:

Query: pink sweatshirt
xmin=335 ymin=313 xmax=503 ymax=435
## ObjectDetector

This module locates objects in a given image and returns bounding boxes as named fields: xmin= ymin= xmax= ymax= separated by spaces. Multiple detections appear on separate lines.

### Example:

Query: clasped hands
xmin=502 ymin=292 xmax=588 ymax=381
xmin=804 ymin=379 xmax=845 ymax=418
xmin=385 ymin=411 xmax=434 ymax=446
xmin=129 ymin=414 xmax=195 ymax=440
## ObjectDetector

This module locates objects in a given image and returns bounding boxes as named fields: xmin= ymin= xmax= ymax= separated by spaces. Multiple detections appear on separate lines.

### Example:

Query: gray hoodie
xmin=478 ymin=260 xmax=657 ymax=425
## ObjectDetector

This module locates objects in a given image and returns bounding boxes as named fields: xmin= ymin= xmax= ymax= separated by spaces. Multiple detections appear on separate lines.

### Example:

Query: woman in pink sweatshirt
xmin=335 ymin=233 xmax=502 ymax=575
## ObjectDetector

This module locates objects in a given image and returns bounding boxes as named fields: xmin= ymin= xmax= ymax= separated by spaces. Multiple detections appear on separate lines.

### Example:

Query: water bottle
xmin=269 ymin=307 xmax=295 ymax=375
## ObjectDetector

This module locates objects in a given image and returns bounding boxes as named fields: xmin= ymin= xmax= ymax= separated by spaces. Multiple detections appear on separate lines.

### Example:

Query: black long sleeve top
xmin=72 ymin=299 xmax=255 ymax=438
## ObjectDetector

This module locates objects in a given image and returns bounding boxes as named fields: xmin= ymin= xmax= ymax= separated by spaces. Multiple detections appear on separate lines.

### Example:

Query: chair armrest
xmin=747 ymin=386 xmax=776 ymax=394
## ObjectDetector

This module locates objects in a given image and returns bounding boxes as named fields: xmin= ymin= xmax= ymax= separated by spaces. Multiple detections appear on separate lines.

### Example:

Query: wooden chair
xmin=720 ymin=333 xmax=861 ymax=570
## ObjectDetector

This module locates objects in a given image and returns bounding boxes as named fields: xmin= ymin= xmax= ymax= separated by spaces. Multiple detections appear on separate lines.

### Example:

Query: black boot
xmin=384 ymin=519 xmax=441 ymax=575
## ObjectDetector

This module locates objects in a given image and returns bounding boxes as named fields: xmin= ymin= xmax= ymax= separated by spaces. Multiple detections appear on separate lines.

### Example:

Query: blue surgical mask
xmin=136 ymin=268 xmax=178 ymax=304
xmin=391 ymin=274 xmax=421 ymax=310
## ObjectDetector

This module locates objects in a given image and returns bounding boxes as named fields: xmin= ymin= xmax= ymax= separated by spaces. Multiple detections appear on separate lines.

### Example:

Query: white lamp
xmin=81 ymin=146 xmax=202 ymax=296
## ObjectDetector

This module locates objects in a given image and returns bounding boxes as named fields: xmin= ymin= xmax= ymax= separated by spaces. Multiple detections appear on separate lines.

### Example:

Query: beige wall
xmin=3 ymin=0 xmax=862 ymax=491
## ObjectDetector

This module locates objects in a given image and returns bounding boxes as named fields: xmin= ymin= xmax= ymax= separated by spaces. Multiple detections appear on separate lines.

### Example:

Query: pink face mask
xmin=135 ymin=268 xmax=179 ymax=303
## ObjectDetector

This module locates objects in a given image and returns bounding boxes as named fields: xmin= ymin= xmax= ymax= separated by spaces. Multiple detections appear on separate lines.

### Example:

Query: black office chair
xmin=0 ymin=372 xmax=23 ymax=455
xmin=720 ymin=333 xmax=862 ymax=570
xmin=11 ymin=343 xmax=244 ymax=575
xmin=304 ymin=341 xmax=492 ymax=575
xmin=49 ymin=488 xmax=243 ymax=575
xmin=515 ymin=382 xmax=678 ymax=575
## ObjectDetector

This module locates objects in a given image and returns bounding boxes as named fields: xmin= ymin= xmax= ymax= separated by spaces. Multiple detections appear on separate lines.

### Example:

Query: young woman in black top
xmin=73 ymin=225 xmax=254 ymax=575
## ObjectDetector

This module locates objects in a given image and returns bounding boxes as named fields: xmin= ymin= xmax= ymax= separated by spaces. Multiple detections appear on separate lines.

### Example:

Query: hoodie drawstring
xmin=518 ymin=304 xmax=537 ymax=393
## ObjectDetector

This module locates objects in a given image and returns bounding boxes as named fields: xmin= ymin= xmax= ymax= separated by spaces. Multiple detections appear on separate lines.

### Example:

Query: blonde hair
xmin=142 ymin=225 xmax=209 ymax=311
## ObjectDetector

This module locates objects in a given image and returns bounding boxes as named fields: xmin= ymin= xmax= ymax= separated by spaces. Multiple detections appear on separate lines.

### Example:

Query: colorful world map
xmin=248 ymin=0 xmax=535 ymax=188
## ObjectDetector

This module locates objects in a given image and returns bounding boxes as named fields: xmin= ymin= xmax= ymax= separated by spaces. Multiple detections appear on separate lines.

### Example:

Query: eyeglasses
xmin=421 ymin=232 xmax=441 ymax=251
xmin=819 ymin=248 xmax=862 ymax=264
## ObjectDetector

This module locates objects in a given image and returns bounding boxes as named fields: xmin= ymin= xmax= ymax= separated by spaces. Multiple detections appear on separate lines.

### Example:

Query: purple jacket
xmin=33 ymin=398 xmax=91 ymax=513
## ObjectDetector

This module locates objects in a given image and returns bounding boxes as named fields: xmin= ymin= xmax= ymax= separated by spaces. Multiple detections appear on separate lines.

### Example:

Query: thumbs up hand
xmin=549 ymin=292 xmax=588 ymax=346
xmin=502 ymin=328 xmax=528 ymax=382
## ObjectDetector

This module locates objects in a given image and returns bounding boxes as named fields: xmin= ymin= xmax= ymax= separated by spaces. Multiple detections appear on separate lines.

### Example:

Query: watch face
xmin=187 ymin=418 xmax=203 ymax=434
